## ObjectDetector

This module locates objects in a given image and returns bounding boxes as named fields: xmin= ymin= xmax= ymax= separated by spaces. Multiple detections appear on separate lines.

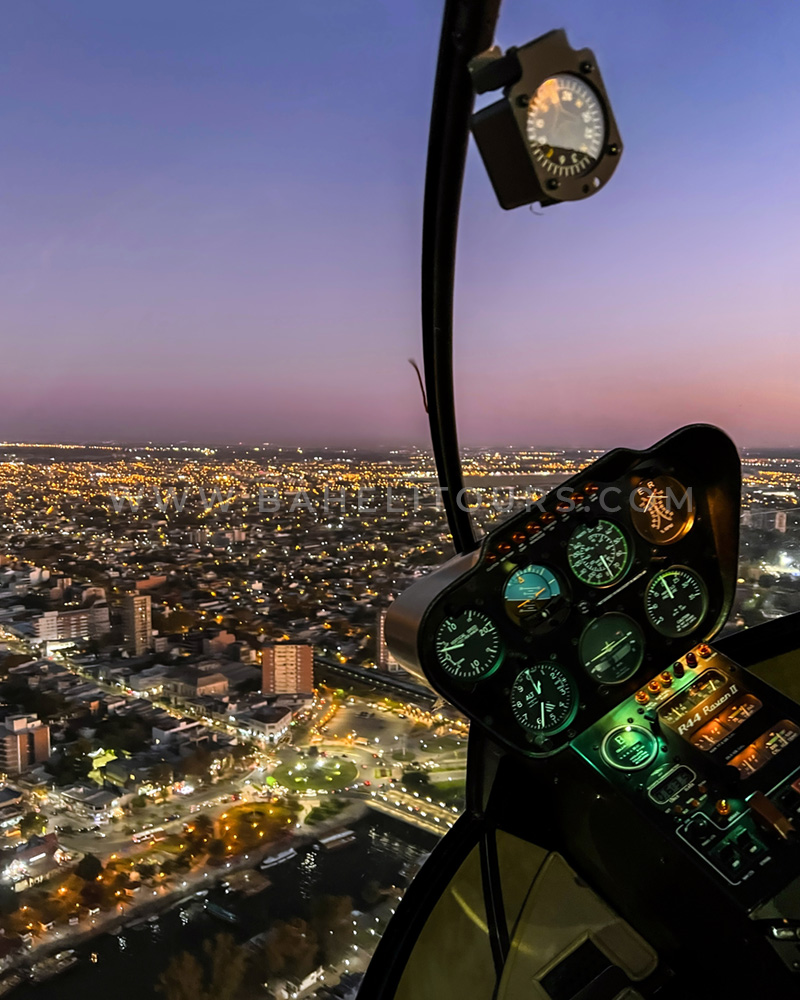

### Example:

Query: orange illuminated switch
xmin=647 ymin=679 xmax=661 ymax=694
xmin=699 ymin=644 xmax=712 ymax=659
xmin=635 ymin=690 xmax=650 ymax=705
xmin=659 ymin=672 xmax=673 ymax=686
xmin=584 ymin=483 xmax=599 ymax=494
xmin=524 ymin=522 xmax=541 ymax=535
xmin=541 ymin=513 xmax=555 ymax=525
xmin=715 ymin=799 xmax=732 ymax=818
xmin=511 ymin=532 xmax=526 ymax=544
xmin=496 ymin=542 xmax=512 ymax=555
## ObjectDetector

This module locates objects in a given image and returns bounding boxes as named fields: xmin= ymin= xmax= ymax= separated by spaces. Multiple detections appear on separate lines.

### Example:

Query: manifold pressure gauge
xmin=470 ymin=29 xmax=623 ymax=209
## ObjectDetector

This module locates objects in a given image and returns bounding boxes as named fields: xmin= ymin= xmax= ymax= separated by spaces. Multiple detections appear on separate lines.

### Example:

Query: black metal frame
xmin=421 ymin=0 xmax=502 ymax=556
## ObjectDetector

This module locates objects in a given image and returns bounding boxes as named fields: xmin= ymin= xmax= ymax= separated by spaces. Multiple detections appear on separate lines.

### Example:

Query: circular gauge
xmin=631 ymin=475 xmax=694 ymax=545
xmin=567 ymin=520 xmax=630 ymax=587
xmin=645 ymin=566 xmax=708 ymax=638
xmin=434 ymin=609 xmax=503 ymax=682
xmin=510 ymin=662 xmax=578 ymax=735
xmin=503 ymin=564 xmax=569 ymax=633
xmin=601 ymin=725 xmax=660 ymax=771
xmin=526 ymin=74 xmax=606 ymax=179
xmin=579 ymin=613 xmax=645 ymax=684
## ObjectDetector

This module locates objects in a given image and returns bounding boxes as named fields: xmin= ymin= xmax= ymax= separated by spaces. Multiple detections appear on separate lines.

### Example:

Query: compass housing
xmin=471 ymin=29 xmax=623 ymax=209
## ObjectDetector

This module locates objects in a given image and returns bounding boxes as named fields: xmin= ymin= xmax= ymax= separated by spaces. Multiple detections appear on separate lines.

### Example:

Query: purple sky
xmin=2 ymin=1 xmax=799 ymax=449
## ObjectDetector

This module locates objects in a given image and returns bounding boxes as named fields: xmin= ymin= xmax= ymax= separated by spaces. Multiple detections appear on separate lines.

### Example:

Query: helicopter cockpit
xmin=357 ymin=3 xmax=800 ymax=998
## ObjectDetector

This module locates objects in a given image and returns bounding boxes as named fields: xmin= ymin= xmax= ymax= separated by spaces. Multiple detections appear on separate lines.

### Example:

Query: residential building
xmin=122 ymin=594 xmax=152 ymax=656
xmin=162 ymin=670 xmax=229 ymax=701
xmin=0 ymin=715 xmax=51 ymax=775
xmin=240 ymin=705 xmax=292 ymax=743
xmin=261 ymin=643 xmax=313 ymax=695
xmin=33 ymin=604 xmax=110 ymax=642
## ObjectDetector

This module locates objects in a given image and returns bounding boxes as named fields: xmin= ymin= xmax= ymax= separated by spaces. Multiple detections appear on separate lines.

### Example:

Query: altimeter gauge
xmin=631 ymin=475 xmax=694 ymax=545
xmin=510 ymin=662 xmax=578 ymax=734
xmin=567 ymin=520 xmax=630 ymax=587
xmin=434 ymin=609 xmax=503 ymax=681
xmin=645 ymin=566 xmax=708 ymax=638
xmin=526 ymin=74 xmax=606 ymax=178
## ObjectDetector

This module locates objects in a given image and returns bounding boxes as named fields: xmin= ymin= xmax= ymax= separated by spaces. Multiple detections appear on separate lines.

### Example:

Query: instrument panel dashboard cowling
xmin=385 ymin=424 xmax=741 ymax=758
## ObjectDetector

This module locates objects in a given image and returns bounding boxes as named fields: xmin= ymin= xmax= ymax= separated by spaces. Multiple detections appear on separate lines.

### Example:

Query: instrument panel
xmin=385 ymin=425 xmax=740 ymax=758
xmin=572 ymin=643 xmax=800 ymax=911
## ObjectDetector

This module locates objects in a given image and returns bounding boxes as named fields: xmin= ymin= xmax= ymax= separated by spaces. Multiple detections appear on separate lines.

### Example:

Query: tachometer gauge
xmin=601 ymin=725 xmax=659 ymax=771
xmin=567 ymin=520 xmax=630 ymax=587
xmin=526 ymin=74 xmax=606 ymax=178
xmin=631 ymin=475 xmax=694 ymax=545
xmin=645 ymin=566 xmax=708 ymax=638
xmin=503 ymin=564 xmax=569 ymax=633
xmin=434 ymin=609 xmax=503 ymax=682
xmin=510 ymin=662 xmax=578 ymax=735
xmin=579 ymin=613 xmax=645 ymax=684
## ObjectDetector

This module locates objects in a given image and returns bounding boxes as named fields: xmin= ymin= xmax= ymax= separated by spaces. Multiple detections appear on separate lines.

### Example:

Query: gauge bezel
xmin=645 ymin=564 xmax=709 ymax=639
xmin=525 ymin=73 xmax=606 ymax=181
xmin=509 ymin=662 xmax=578 ymax=735
xmin=578 ymin=612 xmax=645 ymax=685
xmin=601 ymin=724 xmax=659 ymax=771
xmin=502 ymin=562 xmax=570 ymax=633
xmin=567 ymin=519 xmax=631 ymax=588
xmin=434 ymin=608 xmax=504 ymax=683
xmin=631 ymin=474 xmax=695 ymax=546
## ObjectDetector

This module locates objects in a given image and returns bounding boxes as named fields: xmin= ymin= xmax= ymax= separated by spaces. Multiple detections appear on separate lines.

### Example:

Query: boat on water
xmin=29 ymin=950 xmax=78 ymax=984
xmin=0 ymin=972 xmax=25 ymax=997
xmin=259 ymin=847 xmax=297 ymax=869
xmin=126 ymin=916 xmax=151 ymax=931
xmin=206 ymin=902 xmax=238 ymax=925
xmin=315 ymin=829 xmax=356 ymax=850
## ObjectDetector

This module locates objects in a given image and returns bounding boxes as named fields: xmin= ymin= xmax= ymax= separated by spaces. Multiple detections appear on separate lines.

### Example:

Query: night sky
xmin=2 ymin=1 xmax=799 ymax=449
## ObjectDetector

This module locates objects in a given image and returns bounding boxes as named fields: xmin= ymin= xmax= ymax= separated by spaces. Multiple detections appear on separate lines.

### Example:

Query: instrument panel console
xmin=386 ymin=424 xmax=740 ymax=758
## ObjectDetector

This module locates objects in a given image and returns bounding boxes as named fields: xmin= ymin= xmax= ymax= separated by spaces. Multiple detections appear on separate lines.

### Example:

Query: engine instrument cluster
xmin=573 ymin=643 xmax=800 ymax=916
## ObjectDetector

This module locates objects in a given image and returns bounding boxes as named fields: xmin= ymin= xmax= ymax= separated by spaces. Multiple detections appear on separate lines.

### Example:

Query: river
xmin=10 ymin=813 xmax=437 ymax=1000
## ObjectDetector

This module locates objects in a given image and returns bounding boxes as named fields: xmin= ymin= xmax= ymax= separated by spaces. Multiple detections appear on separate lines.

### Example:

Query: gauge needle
xmin=600 ymin=555 xmax=612 ymax=576
xmin=662 ymin=579 xmax=674 ymax=600
xmin=540 ymin=703 xmax=546 ymax=728
xmin=592 ymin=634 xmax=629 ymax=663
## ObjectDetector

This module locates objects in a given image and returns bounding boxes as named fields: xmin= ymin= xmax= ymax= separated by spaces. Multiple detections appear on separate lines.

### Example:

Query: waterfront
xmin=10 ymin=813 xmax=437 ymax=999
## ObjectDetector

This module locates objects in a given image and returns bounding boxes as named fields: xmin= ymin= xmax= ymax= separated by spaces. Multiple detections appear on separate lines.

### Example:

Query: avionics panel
xmin=572 ymin=644 xmax=800 ymax=911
